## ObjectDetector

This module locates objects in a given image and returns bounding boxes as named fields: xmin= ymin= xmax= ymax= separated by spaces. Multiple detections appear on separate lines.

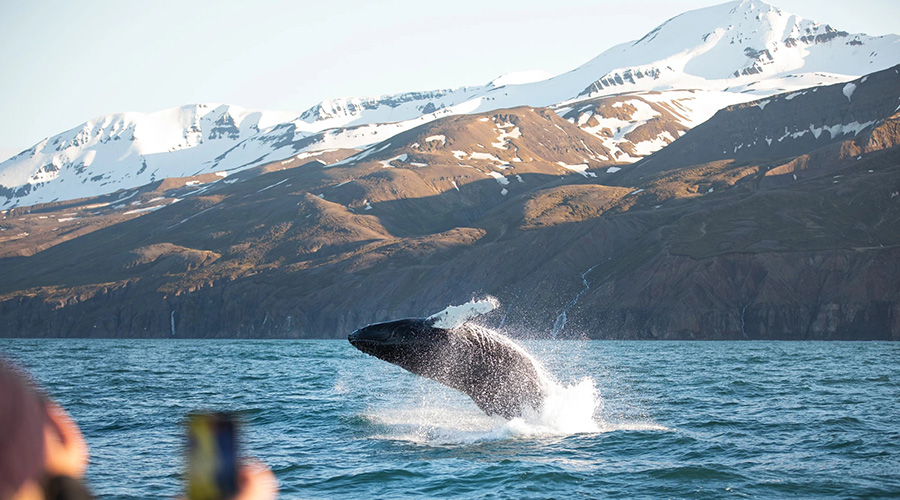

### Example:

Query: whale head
xmin=348 ymin=318 xmax=450 ymax=371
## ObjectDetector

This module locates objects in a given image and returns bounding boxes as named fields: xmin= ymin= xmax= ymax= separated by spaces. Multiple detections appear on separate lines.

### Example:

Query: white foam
xmin=509 ymin=378 xmax=601 ymax=435
xmin=363 ymin=298 xmax=669 ymax=444
xmin=364 ymin=375 xmax=667 ymax=444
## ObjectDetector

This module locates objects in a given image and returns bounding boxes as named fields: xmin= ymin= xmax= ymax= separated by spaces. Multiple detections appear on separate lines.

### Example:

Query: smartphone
xmin=186 ymin=412 xmax=239 ymax=500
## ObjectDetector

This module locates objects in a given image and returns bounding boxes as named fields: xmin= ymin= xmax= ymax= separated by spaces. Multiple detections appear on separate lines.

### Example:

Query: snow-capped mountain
xmin=0 ymin=104 xmax=299 ymax=206
xmin=633 ymin=65 xmax=900 ymax=175
xmin=572 ymin=1 xmax=898 ymax=96
xmin=294 ymin=0 xmax=899 ymax=129
xmin=2 ymin=0 xmax=898 ymax=208
xmin=5 ymin=63 xmax=900 ymax=340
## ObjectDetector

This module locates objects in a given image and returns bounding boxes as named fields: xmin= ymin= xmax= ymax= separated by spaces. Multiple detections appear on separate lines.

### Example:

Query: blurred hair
xmin=0 ymin=357 xmax=48 ymax=499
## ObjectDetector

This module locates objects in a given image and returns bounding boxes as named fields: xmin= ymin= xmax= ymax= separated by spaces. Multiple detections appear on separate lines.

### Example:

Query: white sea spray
xmin=367 ymin=297 xmax=667 ymax=443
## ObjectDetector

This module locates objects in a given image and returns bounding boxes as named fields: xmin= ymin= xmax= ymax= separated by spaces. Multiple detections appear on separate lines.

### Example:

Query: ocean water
xmin=1 ymin=339 xmax=898 ymax=499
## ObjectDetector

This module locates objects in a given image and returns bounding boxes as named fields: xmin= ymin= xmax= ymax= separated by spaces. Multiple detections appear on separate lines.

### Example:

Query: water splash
xmin=428 ymin=296 xmax=499 ymax=329
xmin=364 ymin=375 xmax=666 ymax=445
xmin=363 ymin=377 xmax=669 ymax=446
xmin=361 ymin=297 xmax=666 ymax=444
xmin=507 ymin=377 xmax=601 ymax=436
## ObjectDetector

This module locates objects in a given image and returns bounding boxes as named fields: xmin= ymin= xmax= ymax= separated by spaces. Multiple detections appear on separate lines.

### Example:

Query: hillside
xmin=1 ymin=64 xmax=898 ymax=339
xmin=2 ymin=0 xmax=898 ymax=209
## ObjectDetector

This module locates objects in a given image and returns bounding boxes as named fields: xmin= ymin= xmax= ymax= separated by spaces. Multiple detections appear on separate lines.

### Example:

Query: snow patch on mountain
xmin=557 ymin=162 xmax=597 ymax=178
xmin=843 ymin=82 xmax=857 ymax=102
xmin=293 ymin=0 xmax=900 ymax=136
xmin=576 ymin=0 xmax=899 ymax=98
xmin=489 ymin=70 xmax=555 ymax=87
xmin=561 ymin=90 xmax=757 ymax=163
xmin=0 ymin=104 xmax=299 ymax=208
xmin=3 ymin=0 xmax=899 ymax=207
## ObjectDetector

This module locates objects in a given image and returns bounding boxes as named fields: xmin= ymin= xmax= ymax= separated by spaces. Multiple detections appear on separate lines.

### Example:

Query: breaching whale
xmin=348 ymin=300 xmax=549 ymax=419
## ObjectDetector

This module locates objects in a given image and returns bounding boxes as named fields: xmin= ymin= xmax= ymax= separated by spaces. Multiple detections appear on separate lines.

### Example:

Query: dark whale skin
xmin=349 ymin=318 xmax=547 ymax=419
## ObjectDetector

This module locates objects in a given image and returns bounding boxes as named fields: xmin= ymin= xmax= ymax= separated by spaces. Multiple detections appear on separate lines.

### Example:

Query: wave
xmin=361 ymin=375 xmax=668 ymax=445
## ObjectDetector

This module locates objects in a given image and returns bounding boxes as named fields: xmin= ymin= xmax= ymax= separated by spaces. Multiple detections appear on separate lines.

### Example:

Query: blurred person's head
xmin=0 ymin=357 xmax=91 ymax=500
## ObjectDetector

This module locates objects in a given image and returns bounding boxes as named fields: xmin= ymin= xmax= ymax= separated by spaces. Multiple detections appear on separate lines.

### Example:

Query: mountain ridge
xmin=2 ymin=0 xmax=898 ymax=209
xmin=1 ymin=63 xmax=898 ymax=339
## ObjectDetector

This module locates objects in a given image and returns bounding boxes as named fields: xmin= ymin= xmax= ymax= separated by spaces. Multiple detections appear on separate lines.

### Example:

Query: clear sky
xmin=1 ymin=0 xmax=897 ymax=161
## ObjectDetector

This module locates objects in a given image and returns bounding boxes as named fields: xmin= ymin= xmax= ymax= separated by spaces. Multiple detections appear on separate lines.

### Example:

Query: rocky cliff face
xmin=634 ymin=67 xmax=900 ymax=176
xmin=1 ymin=65 xmax=899 ymax=339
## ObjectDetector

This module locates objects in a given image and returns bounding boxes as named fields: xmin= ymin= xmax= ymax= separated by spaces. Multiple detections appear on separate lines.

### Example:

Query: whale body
xmin=349 ymin=317 xmax=548 ymax=419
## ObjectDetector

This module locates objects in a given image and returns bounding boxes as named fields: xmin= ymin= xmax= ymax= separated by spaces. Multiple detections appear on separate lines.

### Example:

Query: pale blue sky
xmin=1 ymin=0 xmax=897 ymax=161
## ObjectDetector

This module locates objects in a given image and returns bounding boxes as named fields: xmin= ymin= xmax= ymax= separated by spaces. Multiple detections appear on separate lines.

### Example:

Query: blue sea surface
xmin=1 ymin=339 xmax=898 ymax=499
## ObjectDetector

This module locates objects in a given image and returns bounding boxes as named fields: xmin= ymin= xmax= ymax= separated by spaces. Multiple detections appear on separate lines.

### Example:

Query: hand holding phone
xmin=186 ymin=412 xmax=238 ymax=500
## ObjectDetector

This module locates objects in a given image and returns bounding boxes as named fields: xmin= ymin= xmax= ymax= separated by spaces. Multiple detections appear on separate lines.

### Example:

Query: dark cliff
xmin=2 ymin=66 xmax=900 ymax=339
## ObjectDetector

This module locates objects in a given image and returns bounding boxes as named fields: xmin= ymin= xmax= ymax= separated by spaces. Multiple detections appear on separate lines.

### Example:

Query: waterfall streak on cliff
xmin=552 ymin=264 xmax=601 ymax=338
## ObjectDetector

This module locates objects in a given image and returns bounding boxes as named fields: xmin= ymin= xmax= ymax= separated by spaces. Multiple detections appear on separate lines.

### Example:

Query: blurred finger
xmin=43 ymin=402 xmax=89 ymax=478
xmin=233 ymin=459 xmax=277 ymax=500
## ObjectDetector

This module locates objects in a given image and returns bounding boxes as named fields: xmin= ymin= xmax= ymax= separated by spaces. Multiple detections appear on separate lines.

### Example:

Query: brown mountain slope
xmin=556 ymin=91 xmax=700 ymax=162
xmin=630 ymin=65 xmax=900 ymax=177
xmin=1 ymin=68 xmax=899 ymax=339
xmin=0 ymin=107 xmax=625 ymax=336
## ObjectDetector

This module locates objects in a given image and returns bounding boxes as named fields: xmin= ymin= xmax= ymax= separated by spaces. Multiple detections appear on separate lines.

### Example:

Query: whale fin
xmin=427 ymin=297 xmax=499 ymax=329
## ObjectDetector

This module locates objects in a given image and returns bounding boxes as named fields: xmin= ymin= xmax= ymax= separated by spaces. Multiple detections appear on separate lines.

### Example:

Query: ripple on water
xmin=0 ymin=339 xmax=898 ymax=500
